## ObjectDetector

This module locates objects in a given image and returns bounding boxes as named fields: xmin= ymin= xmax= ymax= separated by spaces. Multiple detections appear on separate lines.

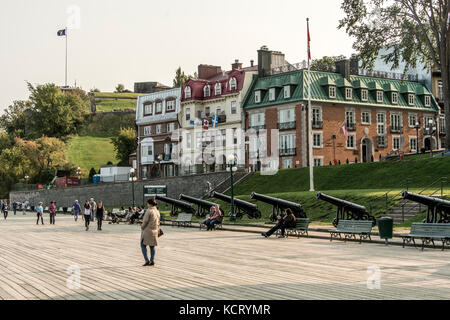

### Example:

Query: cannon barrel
xmin=155 ymin=196 xmax=196 ymax=213
xmin=316 ymin=192 xmax=367 ymax=213
xmin=402 ymin=191 xmax=450 ymax=209
xmin=250 ymin=192 xmax=303 ymax=210
xmin=179 ymin=194 xmax=218 ymax=208
xmin=212 ymin=192 xmax=258 ymax=210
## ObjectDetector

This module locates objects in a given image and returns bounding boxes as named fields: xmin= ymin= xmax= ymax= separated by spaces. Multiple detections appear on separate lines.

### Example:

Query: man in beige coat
xmin=140 ymin=198 xmax=160 ymax=266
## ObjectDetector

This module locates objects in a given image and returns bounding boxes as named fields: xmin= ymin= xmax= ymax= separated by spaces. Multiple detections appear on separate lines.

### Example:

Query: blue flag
xmin=211 ymin=114 xmax=218 ymax=128
xmin=57 ymin=29 xmax=66 ymax=36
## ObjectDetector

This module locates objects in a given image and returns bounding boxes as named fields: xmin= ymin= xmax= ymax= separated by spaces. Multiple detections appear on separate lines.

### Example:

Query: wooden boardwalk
xmin=0 ymin=215 xmax=449 ymax=300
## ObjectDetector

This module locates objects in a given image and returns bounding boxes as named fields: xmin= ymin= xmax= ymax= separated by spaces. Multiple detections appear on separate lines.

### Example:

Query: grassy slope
xmin=95 ymin=99 xmax=136 ymax=112
xmin=93 ymin=92 xmax=141 ymax=99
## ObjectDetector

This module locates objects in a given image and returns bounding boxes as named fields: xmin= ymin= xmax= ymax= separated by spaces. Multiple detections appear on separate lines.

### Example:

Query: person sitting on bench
xmin=129 ymin=207 xmax=142 ymax=224
xmin=203 ymin=205 xmax=223 ymax=231
xmin=261 ymin=208 xmax=296 ymax=238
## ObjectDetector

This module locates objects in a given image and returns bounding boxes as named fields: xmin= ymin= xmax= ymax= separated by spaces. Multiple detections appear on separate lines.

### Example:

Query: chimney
xmin=335 ymin=59 xmax=351 ymax=81
xmin=250 ymin=60 xmax=254 ymax=67
xmin=232 ymin=59 xmax=243 ymax=70
xmin=257 ymin=46 xmax=286 ymax=77
xmin=198 ymin=64 xmax=222 ymax=80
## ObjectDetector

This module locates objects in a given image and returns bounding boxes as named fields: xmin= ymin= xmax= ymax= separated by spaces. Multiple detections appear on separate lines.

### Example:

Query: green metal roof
xmin=336 ymin=78 xmax=352 ymax=88
xmin=243 ymin=69 xmax=438 ymax=112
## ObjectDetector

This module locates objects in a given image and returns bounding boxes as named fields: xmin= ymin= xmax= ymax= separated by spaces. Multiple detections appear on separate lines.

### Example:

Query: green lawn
xmin=67 ymin=136 xmax=116 ymax=176
xmin=94 ymin=92 xmax=142 ymax=99
xmin=95 ymin=98 xmax=137 ymax=112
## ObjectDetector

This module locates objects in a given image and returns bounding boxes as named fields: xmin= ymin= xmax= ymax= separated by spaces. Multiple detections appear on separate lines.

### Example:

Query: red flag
xmin=203 ymin=117 xmax=209 ymax=130
xmin=307 ymin=20 xmax=311 ymax=61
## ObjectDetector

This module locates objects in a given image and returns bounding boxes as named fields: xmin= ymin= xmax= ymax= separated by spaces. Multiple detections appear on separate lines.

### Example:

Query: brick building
xmin=243 ymin=57 xmax=442 ymax=170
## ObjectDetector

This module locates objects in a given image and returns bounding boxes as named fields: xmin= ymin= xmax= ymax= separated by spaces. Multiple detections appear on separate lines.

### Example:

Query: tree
xmin=111 ymin=127 xmax=137 ymax=165
xmin=27 ymin=83 xmax=88 ymax=139
xmin=115 ymin=84 xmax=125 ymax=93
xmin=339 ymin=0 xmax=450 ymax=150
xmin=0 ymin=100 xmax=31 ymax=138
xmin=311 ymin=55 xmax=347 ymax=72
xmin=173 ymin=67 xmax=198 ymax=87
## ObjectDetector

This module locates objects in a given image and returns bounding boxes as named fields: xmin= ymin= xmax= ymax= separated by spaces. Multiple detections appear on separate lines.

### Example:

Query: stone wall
xmin=10 ymin=172 xmax=231 ymax=208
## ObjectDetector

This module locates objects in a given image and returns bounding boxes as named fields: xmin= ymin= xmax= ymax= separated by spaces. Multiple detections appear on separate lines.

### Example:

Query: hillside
xmin=92 ymin=92 xmax=140 ymax=112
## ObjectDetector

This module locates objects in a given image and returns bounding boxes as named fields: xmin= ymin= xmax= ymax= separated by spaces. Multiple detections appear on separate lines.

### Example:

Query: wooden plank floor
xmin=0 ymin=214 xmax=449 ymax=300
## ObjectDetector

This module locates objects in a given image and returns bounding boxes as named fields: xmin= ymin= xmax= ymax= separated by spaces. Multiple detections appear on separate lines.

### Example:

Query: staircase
xmin=385 ymin=199 xmax=425 ymax=224
xmin=206 ymin=171 xmax=251 ymax=197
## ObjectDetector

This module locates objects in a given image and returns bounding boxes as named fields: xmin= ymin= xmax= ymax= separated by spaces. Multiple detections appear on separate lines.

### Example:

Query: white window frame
xmin=144 ymin=103 xmax=153 ymax=115
xmin=250 ymin=113 xmax=265 ymax=127
xmin=345 ymin=88 xmax=352 ymax=100
xmin=424 ymin=95 xmax=431 ymax=107
xmin=214 ymin=83 xmax=221 ymax=95
xmin=231 ymin=101 xmax=237 ymax=114
xmin=184 ymin=86 xmax=191 ymax=98
xmin=392 ymin=92 xmax=398 ymax=104
xmin=376 ymin=91 xmax=384 ymax=103
xmin=390 ymin=113 xmax=402 ymax=130
xmin=166 ymin=122 xmax=175 ymax=133
xmin=143 ymin=126 xmax=151 ymax=136
xmin=346 ymin=134 xmax=356 ymax=149
xmin=269 ymin=88 xmax=276 ymax=101
xmin=204 ymin=85 xmax=210 ymax=97
xmin=313 ymin=157 xmax=323 ymax=167
xmin=312 ymin=107 xmax=322 ymax=123
xmin=409 ymin=136 xmax=417 ymax=152
xmin=278 ymin=108 xmax=295 ymax=124
xmin=166 ymin=100 xmax=175 ymax=111
xmin=377 ymin=112 xmax=386 ymax=135
xmin=205 ymin=107 xmax=211 ymax=117
xmin=156 ymin=124 xmax=162 ymax=134
xmin=255 ymin=91 xmax=261 ymax=103
xmin=408 ymin=94 xmax=415 ymax=105
xmin=408 ymin=113 xmax=418 ymax=128
xmin=283 ymin=86 xmax=291 ymax=99
xmin=186 ymin=107 xmax=191 ymax=121
xmin=345 ymin=109 xmax=355 ymax=127
xmin=329 ymin=86 xmax=336 ymax=98
xmin=392 ymin=136 xmax=401 ymax=151
xmin=424 ymin=115 xmax=434 ymax=129
xmin=361 ymin=110 xmax=371 ymax=125
xmin=229 ymin=77 xmax=237 ymax=91
xmin=313 ymin=131 xmax=323 ymax=148
xmin=361 ymin=89 xmax=368 ymax=102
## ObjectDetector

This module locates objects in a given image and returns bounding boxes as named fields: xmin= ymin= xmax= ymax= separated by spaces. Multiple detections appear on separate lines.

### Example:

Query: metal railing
xmin=312 ymin=120 xmax=323 ymax=129
xmin=278 ymin=121 xmax=296 ymax=130
xmin=279 ymin=148 xmax=296 ymax=156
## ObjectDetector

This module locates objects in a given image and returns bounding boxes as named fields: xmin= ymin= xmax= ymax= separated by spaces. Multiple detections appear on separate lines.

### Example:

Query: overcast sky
xmin=0 ymin=0 xmax=356 ymax=113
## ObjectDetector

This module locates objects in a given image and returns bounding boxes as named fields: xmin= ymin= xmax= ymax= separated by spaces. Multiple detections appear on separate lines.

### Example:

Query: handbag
xmin=158 ymin=228 xmax=164 ymax=237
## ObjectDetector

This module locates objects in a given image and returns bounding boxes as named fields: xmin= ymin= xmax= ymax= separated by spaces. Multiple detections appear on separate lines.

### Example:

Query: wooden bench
xmin=172 ymin=214 xmax=193 ymax=228
xmin=330 ymin=220 xmax=373 ymax=243
xmin=284 ymin=218 xmax=310 ymax=238
xmin=401 ymin=223 xmax=450 ymax=251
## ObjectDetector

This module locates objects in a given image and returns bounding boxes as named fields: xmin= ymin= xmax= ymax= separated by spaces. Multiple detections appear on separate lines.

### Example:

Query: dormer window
xmin=408 ymin=94 xmax=415 ymax=105
xmin=156 ymin=101 xmax=162 ymax=113
xmin=284 ymin=86 xmax=291 ymax=99
xmin=184 ymin=86 xmax=191 ymax=98
xmin=255 ymin=91 xmax=261 ymax=103
xmin=144 ymin=102 xmax=153 ymax=116
xmin=424 ymin=95 xmax=431 ymax=107
xmin=361 ymin=89 xmax=368 ymax=101
xmin=269 ymin=88 xmax=276 ymax=101
xmin=204 ymin=85 xmax=210 ymax=97
xmin=329 ymin=86 xmax=336 ymax=98
xmin=166 ymin=99 xmax=175 ymax=111
xmin=391 ymin=92 xmax=398 ymax=104
xmin=345 ymin=88 xmax=352 ymax=100
xmin=229 ymin=77 xmax=237 ymax=91
xmin=376 ymin=91 xmax=384 ymax=103
xmin=215 ymin=83 xmax=221 ymax=95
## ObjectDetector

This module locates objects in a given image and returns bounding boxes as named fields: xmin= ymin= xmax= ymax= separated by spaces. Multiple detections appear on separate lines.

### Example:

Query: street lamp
xmin=76 ymin=167 xmax=81 ymax=181
xmin=24 ymin=175 xmax=29 ymax=184
xmin=426 ymin=119 xmax=436 ymax=157
xmin=414 ymin=122 xmax=420 ymax=154
xmin=129 ymin=168 xmax=137 ymax=208
xmin=226 ymin=154 xmax=238 ymax=221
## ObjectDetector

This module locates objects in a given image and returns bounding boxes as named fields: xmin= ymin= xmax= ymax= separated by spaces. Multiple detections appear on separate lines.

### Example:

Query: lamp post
xmin=426 ymin=119 xmax=436 ymax=158
xmin=414 ymin=122 xmax=420 ymax=154
xmin=227 ymin=154 xmax=237 ymax=221
xmin=129 ymin=168 xmax=137 ymax=208
xmin=76 ymin=167 xmax=81 ymax=181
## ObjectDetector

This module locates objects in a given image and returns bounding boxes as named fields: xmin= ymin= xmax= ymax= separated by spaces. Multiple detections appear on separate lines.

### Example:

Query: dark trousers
xmin=266 ymin=221 xmax=286 ymax=237
xmin=96 ymin=215 xmax=103 ymax=230
xmin=84 ymin=215 xmax=90 ymax=228
xmin=36 ymin=213 xmax=44 ymax=225
xmin=13 ymin=209 xmax=16 ymax=215
xmin=204 ymin=219 xmax=220 ymax=230
xmin=3 ymin=210 xmax=8 ymax=219
xmin=49 ymin=213 xmax=55 ymax=224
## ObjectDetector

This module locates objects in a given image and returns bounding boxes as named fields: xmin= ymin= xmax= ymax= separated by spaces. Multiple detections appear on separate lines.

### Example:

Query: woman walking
xmin=49 ymin=201 xmax=57 ymax=225
xmin=140 ymin=198 xmax=160 ymax=267
xmin=36 ymin=202 xmax=44 ymax=225
xmin=83 ymin=200 xmax=91 ymax=231
xmin=3 ymin=200 xmax=8 ymax=220
xmin=96 ymin=201 xmax=105 ymax=231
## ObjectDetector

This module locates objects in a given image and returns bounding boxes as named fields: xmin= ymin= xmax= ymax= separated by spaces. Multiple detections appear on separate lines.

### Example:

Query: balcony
xmin=390 ymin=126 xmax=403 ymax=134
xmin=312 ymin=120 xmax=323 ymax=129
xmin=278 ymin=121 xmax=296 ymax=130
xmin=279 ymin=148 xmax=297 ymax=156
xmin=249 ymin=124 xmax=266 ymax=131
xmin=377 ymin=135 xmax=386 ymax=148
xmin=346 ymin=123 xmax=356 ymax=131
xmin=206 ymin=114 xmax=227 ymax=125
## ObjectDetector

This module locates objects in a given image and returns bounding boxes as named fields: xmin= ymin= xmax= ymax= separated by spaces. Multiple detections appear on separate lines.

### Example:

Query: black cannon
xmin=155 ymin=196 xmax=196 ymax=217
xmin=402 ymin=191 xmax=450 ymax=223
xmin=316 ymin=192 xmax=376 ymax=227
xmin=211 ymin=192 xmax=262 ymax=219
xmin=250 ymin=192 xmax=306 ymax=222
xmin=179 ymin=194 xmax=223 ymax=218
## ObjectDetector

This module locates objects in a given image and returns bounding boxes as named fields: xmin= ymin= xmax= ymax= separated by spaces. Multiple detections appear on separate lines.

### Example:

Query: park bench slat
xmin=172 ymin=214 xmax=193 ymax=228
xmin=402 ymin=223 xmax=450 ymax=251
xmin=284 ymin=218 xmax=310 ymax=238
xmin=329 ymin=220 xmax=373 ymax=243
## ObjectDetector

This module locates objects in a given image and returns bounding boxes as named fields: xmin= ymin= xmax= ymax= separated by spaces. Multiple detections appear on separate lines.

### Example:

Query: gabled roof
xmin=383 ymin=83 xmax=398 ymax=92
xmin=368 ymin=81 xmax=384 ymax=91
xmin=319 ymin=76 xmax=336 ymax=87
xmin=336 ymin=78 xmax=352 ymax=88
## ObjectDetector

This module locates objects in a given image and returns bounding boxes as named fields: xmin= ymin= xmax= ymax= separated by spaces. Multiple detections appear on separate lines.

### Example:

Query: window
xmin=231 ymin=101 xmax=237 ymax=114
xmin=408 ymin=94 xmax=415 ymax=105
xmin=409 ymin=114 xmax=417 ymax=127
xmin=186 ymin=108 xmax=191 ymax=121
xmin=184 ymin=86 xmax=191 ymax=98
xmin=205 ymin=107 xmax=211 ymax=117
xmin=424 ymin=95 xmax=431 ymax=107
xmin=144 ymin=126 xmax=151 ymax=136
xmin=410 ymin=137 xmax=417 ymax=152
xmin=144 ymin=103 xmax=153 ymax=116
xmin=312 ymin=107 xmax=322 ymax=125
xmin=438 ymin=80 xmax=443 ymax=100
xmin=345 ymin=88 xmax=352 ymax=100
xmin=361 ymin=111 xmax=371 ymax=125
xmin=393 ymin=136 xmax=401 ymax=151
xmin=204 ymin=85 xmax=210 ymax=97
xmin=164 ymin=143 xmax=172 ymax=156
xmin=313 ymin=132 xmax=322 ymax=148
xmin=255 ymin=91 xmax=261 ymax=103
xmin=156 ymin=125 xmax=162 ymax=134
xmin=229 ymin=77 xmax=237 ymax=91
xmin=221 ymin=129 xmax=227 ymax=147
xmin=215 ymin=83 xmax=221 ymax=95
xmin=147 ymin=145 xmax=153 ymax=156
xmin=284 ymin=86 xmax=291 ymax=99
xmin=279 ymin=108 xmax=295 ymax=124
xmin=269 ymin=88 xmax=276 ymax=101
xmin=216 ymin=107 xmax=221 ymax=115
xmin=166 ymin=100 xmax=175 ymax=111
xmin=156 ymin=101 xmax=162 ymax=113
xmin=391 ymin=113 xmax=402 ymax=131
xmin=361 ymin=89 xmax=368 ymax=101
xmin=166 ymin=122 xmax=175 ymax=133
xmin=392 ymin=92 xmax=398 ymax=104
xmin=279 ymin=134 xmax=296 ymax=155
xmin=313 ymin=158 xmax=322 ymax=167
xmin=376 ymin=91 xmax=384 ymax=103
xmin=185 ymin=132 xmax=191 ymax=148
xmin=424 ymin=116 xmax=434 ymax=128
xmin=250 ymin=113 xmax=265 ymax=127
xmin=329 ymin=86 xmax=336 ymax=98
xmin=233 ymin=128 xmax=238 ymax=145
xmin=377 ymin=113 xmax=386 ymax=135
xmin=347 ymin=134 xmax=355 ymax=149
xmin=439 ymin=116 xmax=446 ymax=134
xmin=283 ymin=159 xmax=293 ymax=169
xmin=345 ymin=110 xmax=355 ymax=128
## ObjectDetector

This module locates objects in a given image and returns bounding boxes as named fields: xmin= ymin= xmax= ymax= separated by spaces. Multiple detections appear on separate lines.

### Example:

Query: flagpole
xmin=65 ymin=27 xmax=68 ymax=87
xmin=307 ymin=18 xmax=314 ymax=192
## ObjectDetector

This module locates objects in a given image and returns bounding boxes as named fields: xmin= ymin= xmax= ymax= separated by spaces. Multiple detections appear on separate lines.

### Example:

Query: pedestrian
xmin=49 ymin=201 xmax=56 ymax=225
xmin=83 ymin=200 xmax=91 ymax=231
xmin=261 ymin=208 xmax=296 ymax=238
xmin=13 ymin=201 xmax=17 ymax=215
xmin=72 ymin=200 xmax=81 ymax=222
xmin=3 ymin=200 xmax=8 ymax=220
xmin=36 ymin=202 xmax=44 ymax=225
xmin=89 ymin=198 xmax=97 ymax=222
xmin=96 ymin=200 xmax=105 ymax=231
xmin=140 ymin=198 xmax=161 ymax=267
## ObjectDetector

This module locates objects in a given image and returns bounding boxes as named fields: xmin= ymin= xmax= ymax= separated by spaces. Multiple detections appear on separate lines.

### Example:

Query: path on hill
xmin=0 ymin=216 xmax=449 ymax=300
